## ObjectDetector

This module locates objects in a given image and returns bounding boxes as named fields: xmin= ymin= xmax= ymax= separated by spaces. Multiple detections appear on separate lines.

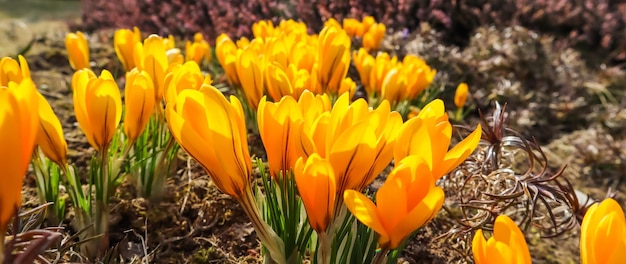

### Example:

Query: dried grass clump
xmin=402 ymin=25 xmax=596 ymax=142
xmin=436 ymin=103 xmax=584 ymax=260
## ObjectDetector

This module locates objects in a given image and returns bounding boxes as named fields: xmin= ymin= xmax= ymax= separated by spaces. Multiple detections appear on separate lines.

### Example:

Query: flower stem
xmin=238 ymin=187 xmax=286 ymax=264
xmin=0 ymin=233 xmax=4 ymax=264
xmin=372 ymin=248 xmax=390 ymax=264
xmin=317 ymin=231 xmax=331 ymax=264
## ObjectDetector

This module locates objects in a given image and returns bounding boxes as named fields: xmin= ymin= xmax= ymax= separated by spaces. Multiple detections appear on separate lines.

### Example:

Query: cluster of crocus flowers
xmin=113 ymin=29 xmax=216 ymax=120
xmin=216 ymin=19 xmax=356 ymax=110
xmin=580 ymin=198 xmax=626 ymax=264
xmin=341 ymin=99 xmax=480 ymax=254
xmin=114 ymin=27 xmax=180 ymax=72
xmin=65 ymin=31 xmax=91 ymax=70
xmin=258 ymin=91 xmax=410 ymax=230
xmin=353 ymin=48 xmax=437 ymax=107
xmin=342 ymin=16 xmax=386 ymax=51
xmin=472 ymin=215 xmax=532 ymax=264
xmin=257 ymin=91 xmax=401 ymax=262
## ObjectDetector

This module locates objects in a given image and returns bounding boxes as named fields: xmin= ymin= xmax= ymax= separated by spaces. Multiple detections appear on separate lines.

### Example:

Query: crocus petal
xmin=472 ymin=230 xmax=488 ymax=263
xmin=389 ymin=186 xmax=444 ymax=249
xmin=294 ymin=154 xmax=336 ymax=233
xmin=435 ymin=124 xmax=482 ymax=178
xmin=86 ymin=78 xmax=122 ymax=150
xmin=0 ymin=79 xmax=39 ymax=232
xmin=123 ymin=69 xmax=156 ymax=142
xmin=344 ymin=190 xmax=387 ymax=239
xmin=581 ymin=198 xmax=626 ymax=264
xmin=36 ymin=92 xmax=68 ymax=166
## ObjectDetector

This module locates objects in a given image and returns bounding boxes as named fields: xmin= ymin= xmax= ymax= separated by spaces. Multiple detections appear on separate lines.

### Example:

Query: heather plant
xmin=79 ymin=0 xmax=626 ymax=65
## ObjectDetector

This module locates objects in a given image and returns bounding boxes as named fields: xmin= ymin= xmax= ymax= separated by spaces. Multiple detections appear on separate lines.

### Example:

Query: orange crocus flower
xmin=472 ymin=215 xmax=531 ymax=264
xmin=65 ymin=31 xmax=91 ymax=70
xmin=394 ymin=99 xmax=482 ymax=180
xmin=580 ymin=198 xmax=626 ymax=264
xmin=0 ymin=79 xmax=40 ymax=236
xmin=344 ymin=155 xmax=444 ymax=249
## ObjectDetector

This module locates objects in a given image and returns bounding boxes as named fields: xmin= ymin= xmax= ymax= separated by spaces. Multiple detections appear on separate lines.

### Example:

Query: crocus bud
xmin=123 ymin=68 xmax=156 ymax=144
xmin=65 ymin=31 xmax=90 ymax=70
xmin=454 ymin=82 xmax=469 ymax=108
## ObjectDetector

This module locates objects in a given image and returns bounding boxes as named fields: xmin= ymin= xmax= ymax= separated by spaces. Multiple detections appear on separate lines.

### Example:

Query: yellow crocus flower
xmin=0 ymin=79 xmax=39 ymax=237
xmin=362 ymin=23 xmax=385 ymax=51
xmin=394 ymin=99 xmax=482 ymax=180
xmin=369 ymin=53 xmax=398 ymax=97
xmin=380 ymin=66 xmax=408 ymax=103
xmin=323 ymin=18 xmax=342 ymax=30
xmin=257 ymin=95 xmax=313 ymax=179
xmin=72 ymin=69 xmax=122 ymax=151
xmin=342 ymin=18 xmax=362 ymax=37
xmin=338 ymin=77 xmax=356 ymax=99
xmin=236 ymin=48 xmax=264 ymax=109
xmin=163 ymin=61 xmax=211 ymax=105
xmin=252 ymin=20 xmax=276 ymax=39
xmin=114 ymin=27 xmax=142 ymax=71
xmin=215 ymin=34 xmax=241 ymax=87
xmin=472 ymin=215 xmax=531 ymax=264
xmin=167 ymin=84 xmax=287 ymax=263
xmin=135 ymin=35 xmax=169 ymax=103
xmin=265 ymin=62 xmax=293 ymax=102
xmin=166 ymin=85 xmax=252 ymax=198
xmin=65 ymin=31 xmax=91 ymax=70
xmin=297 ymin=91 xmax=332 ymax=155
xmin=359 ymin=16 xmax=376 ymax=36
xmin=123 ymin=68 xmax=156 ymax=144
xmin=166 ymin=47 xmax=184 ymax=66
xmin=185 ymin=32 xmax=212 ymax=65
xmin=352 ymin=48 xmax=375 ymax=93
xmin=265 ymin=37 xmax=289 ymax=69
xmin=455 ymin=82 xmax=469 ymax=108
xmin=344 ymin=155 xmax=444 ymax=250
xmin=36 ymin=92 xmax=68 ymax=167
xmin=162 ymin=34 xmax=176 ymax=50
xmin=288 ymin=65 xmax=314 ymax=100
xmin=580 ymin=198 xmax=626 ymax=264
xmin=294 ymin=154 xmax=336 ymax=233
xmin=403 ymin=55 xmax=436 ymax=100
xmin=322 ymin=93 xmax=402 ymax=194
xmin=317 ymin=25 xmax=351 ymax=95
xmin=0 ymin=55 xmax=31 ymax=86
xmin=290 ymin=40 xmax=316 ymax=72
